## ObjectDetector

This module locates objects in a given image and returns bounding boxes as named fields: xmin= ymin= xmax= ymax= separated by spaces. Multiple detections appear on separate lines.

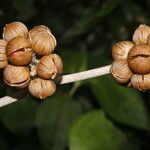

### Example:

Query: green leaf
xmin=0 ymin=95 xmax=39 ymax=135
xmin=90 ymin=75 xmax=150 ymax=130
xmin=0 ymin=137 xmax=7 ymax=150
xmin=69 ymin=111 xmax=126 ymax=150
xmin=74 ymin=0 xmax=122 ymax=35
xmin=13 ymin=0 xmax=36 ymax=20
xmin=61 ymin=50 xmax=88 ymax=95
xmin=11 ymin=139 xmax=42 ymax=150
xmin=12 ymin=145 xmax=41 ymax=150
xmin=61 ymin=50 xmax=88 ymax=74
xmin=0 ymin=82 xmax=7 ymax=97
xmin=36 ymin=94 xmax=83 ymax=150
xmin=0 ymin=8 xmax=4 ymax=16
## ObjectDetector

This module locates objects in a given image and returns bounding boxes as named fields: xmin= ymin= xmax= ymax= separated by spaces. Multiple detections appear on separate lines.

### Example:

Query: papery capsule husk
xmin=0 ymin=39 xmax=8 ymax=68
xmin=4 ymin=78 xmax=30 ymax=88
xmin=30 ymin=32 xmax=57 ymax=55
xmin=110 ymin=60 xmax=132 ymax=84
xmin=6 ymin=36 xmax=32 ymax=65
xmin=133 ymin=24 xmax=150 ymax=45
xmin=3 ymin=22 xmax=28 ymax=41
xmin=37 ymin=54 xmax=63 ymax=79
xmin=112 ymin=41 xmax=134 ymax=60
xmin=147 ymin=34 xmax=150 ymax=46
xmin=6 ymin=36 xmax=31 ymax=56
xmin=128 ymin=44 xmax=150 ymax=74
xmin=3 ymin=65 xmax=30 ymax=88
xmin=28 ymin=78 xmax=56 ymax=99
xmin=0 ymin=40 xmax=7 ymax=53
xmin=131 ymin=74 xmax=150 ymax=91
xmin=0 ymin=54 xmax=8 ymax=69
xmin=28 ymin=25 xmax=51 ymax=41
xmin=8 ymin=49 xmax=32 ymax=66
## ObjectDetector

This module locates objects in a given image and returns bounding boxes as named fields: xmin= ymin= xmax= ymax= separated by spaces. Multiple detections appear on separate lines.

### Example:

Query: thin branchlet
xmin=0 ymin=65 xmax=111 ymax=108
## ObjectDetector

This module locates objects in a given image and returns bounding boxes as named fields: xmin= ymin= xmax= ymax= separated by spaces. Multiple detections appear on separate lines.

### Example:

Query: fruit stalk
xmin=0 ymin=65 xmax=111 ymax=107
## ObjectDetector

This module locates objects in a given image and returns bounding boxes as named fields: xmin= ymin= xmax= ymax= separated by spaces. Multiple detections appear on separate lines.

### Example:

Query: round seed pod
xmin=128 ymin=44 xmax=150 ymax=74
xmin=6 ymin=36 xmax=32 ymax=66
xmin=131 ymin=74 xmax=150 ymax=91
xmin=28 ymin=78 xmax=56 ymax=99
xmin=30 ymin=32 xmax=57 ymax=55
xmin=0 ymin=40 xmax=8 ymax=68
xmin=110 ymin=60 xmax=132 ymax=85
xmin=112 ymin=41 xmax=134 ymax=60
xmin=3 ymin=22 xmax=28 ymax=41
xmin=37 ymin=54 xmax=63 ymax=79
xmin=28 ymin=25 xmax=51 ymax=41
xmin=133 ymin=24 xmax=150 ymax=45
xmin=3 ymin=65 xmax=30 ymax=88
xmin=147 ymin=34 xmax=150 ymax=46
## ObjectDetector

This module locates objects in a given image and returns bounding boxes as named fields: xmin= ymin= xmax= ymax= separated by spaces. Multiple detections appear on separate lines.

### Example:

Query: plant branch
xmin=0 ymin=65 xmax=111 ymax=108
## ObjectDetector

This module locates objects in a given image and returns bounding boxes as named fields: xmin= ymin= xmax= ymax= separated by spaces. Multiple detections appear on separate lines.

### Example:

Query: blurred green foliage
xmin=0 ymin=0 xmax=150 ymax=149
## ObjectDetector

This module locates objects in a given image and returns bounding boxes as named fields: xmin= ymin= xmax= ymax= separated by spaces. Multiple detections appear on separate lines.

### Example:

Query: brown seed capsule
xmin=147 ymin=34 xmax=150 ymax=46
xmin=28 ymin=78 xmax=56 ymax=99
xmin=30 ymin=32 xmax=57 ymax=55
xmin=0 ymin=40 xmax=8 ymax=68
xmin=128 ymin=44 xmax=150 ymax=74
xmin=112 ymin=41 xmax=134 ymax=60
xmin=6 ymin=36 xmax=32 ymax=66
xmin=110 ymin=60 xmax=132 ymax=84
xmin=3 ymin=22 xmax=28 ymax=41
xmin=3 ymin=65 xmax=30 ymax=88
xmin=37 ymin=54 xmax=63 ymax=79
xmin=28 ymin=25 xmax=51 ymax=41
xmin=131 ymin=74 xmax=150 ymax=91
xmin=133 ymin=24 xmax=150 ymax=45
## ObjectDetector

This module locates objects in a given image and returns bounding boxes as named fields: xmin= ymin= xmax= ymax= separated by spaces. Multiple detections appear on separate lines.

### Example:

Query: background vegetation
xmin=0 ymin=0 xmax=150 ymax=149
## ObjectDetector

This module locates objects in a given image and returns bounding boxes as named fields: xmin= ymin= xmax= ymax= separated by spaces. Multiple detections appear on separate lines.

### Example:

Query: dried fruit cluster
xmin=110 ymin=24 xmax=150 ymax=91
xmin=1 ymin=22 xmax=63 ymax=99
